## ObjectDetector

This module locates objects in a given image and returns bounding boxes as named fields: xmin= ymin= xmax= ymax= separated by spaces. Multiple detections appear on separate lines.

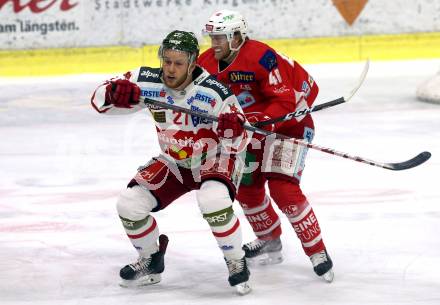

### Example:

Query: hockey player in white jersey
xmin=91 ymin=30 xmax=251 ymax=295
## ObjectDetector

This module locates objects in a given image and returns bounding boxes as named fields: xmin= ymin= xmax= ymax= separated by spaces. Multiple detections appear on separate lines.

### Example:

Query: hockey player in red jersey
xmin=198 ymin=10 xmax=334 ymax=282
xmin=91 ymin=30 xmax=251 ymax=294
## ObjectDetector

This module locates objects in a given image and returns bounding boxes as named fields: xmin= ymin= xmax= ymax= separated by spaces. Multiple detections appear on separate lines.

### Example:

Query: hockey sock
xmin=269 ymin=179 xmax=325 ymax=256
xmin=116 ymin=186 xmax=160 ymax=257
xmin=239 ymin=195 xmax=282 ymax=240
xmin=119 ymin=214 xmax=160 ymax=257
xmin=197 ymin=180 xmax=245 ymax=260
xmin=288 ymin=203 xmax=325 ymax=256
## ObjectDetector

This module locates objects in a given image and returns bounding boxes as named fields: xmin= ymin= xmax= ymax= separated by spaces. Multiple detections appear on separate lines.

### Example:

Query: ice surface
xmin=1 ymin=60 xmax=440 ymax=305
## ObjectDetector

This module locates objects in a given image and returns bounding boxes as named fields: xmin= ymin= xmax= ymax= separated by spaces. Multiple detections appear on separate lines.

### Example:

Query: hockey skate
xmin=310 ymin=249 xmax=334 ymax=283
xmin=242 ymin=237 xmax=283 ymax=265
xmin=225 ymin=256 xmax=251 ymax=295
xmin=119 ymin=234 xmax=169 ymax=288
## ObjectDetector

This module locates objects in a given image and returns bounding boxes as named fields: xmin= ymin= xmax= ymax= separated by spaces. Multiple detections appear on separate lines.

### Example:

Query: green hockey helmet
xmin=159 ymin=30 xmax=200 ymax=63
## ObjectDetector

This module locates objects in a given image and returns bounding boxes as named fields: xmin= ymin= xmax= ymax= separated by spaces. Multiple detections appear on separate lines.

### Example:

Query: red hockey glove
xmin=105 ymin=79 xmax=141 ymax=108
xmin=216 ymin=112 xmax=246 ymax=139
xmin=245 ymin=112 xmax=275 ymax=132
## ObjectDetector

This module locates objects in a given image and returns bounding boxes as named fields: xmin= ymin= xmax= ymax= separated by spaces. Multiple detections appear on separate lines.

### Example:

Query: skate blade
xmin=235 ymin=281 xmax=252 ymax=295
xmin=247 ymin=251 xmax=283 ymax=266
xmin=119 ymin=273 xmax=161 ymax=288
xmin=321 ymin=269 xmax=334 ymax=283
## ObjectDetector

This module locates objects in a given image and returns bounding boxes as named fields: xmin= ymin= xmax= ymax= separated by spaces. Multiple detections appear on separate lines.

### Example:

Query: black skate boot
xmin=119 ymin=234 xmax=169 ymax=287
xmin=310 ymin=249 xmax=334 ymax=283
xmin=242 ymin=237 xmax=283 ymax=265
xmin=225 ymin=256 xmax=251 ymax=295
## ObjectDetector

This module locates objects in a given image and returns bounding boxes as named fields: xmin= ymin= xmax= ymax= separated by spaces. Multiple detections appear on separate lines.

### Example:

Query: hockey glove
xmin=217 ymin=112 xmax=246 ymax=139
xmin=105 ymin=79 xmax=141 ymax=108
xmin=245 ymin=112 xmax=275 ymax=132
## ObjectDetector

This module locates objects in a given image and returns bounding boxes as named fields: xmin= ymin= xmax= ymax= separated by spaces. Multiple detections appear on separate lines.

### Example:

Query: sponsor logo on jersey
xmin=140 ymin=69 xmax=160 ymax=79
xmin=195 ymin=92 xmax=213 ymax=103
xmin=259 ymin=50 xmax=278 ymax=71
xmin=199 ymin=76 xmax=231 ymax=99
xmin=187 ymin=96 xmax=195 ymax=105
xmin=240 ymin=84 xmax=252 ymax=91
xmin=190 ymin=105 xmax=211 ymax=127
xmin=142 ymin=88 xmax=164 ymax=98
xmin=157 ymin=133 xmax=205 ymax=151
xmin=301 ymin=81 xmax=311 ymax=98
xmin=228 ymin=71 xmax=256 ymax=83
xmin=194 ymin=92 xmax=217 ymax=107
xmin=146 ymin=104 xmax=164 ymax=110
xmin=273 ymin=85 xmax=290 ymax=94
xmin=137 ymin=67 xmax=162 ymax=83
xmin=166 ymin=96 xmax=175 ymax=104
xmin=236 ymin=91 xmax=256 ymax=108
xmin=206 ymin=78 xmax=229 ymax=95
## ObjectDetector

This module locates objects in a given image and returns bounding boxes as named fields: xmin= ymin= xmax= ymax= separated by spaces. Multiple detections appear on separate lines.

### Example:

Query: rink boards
xmin=1 ymin=32 xmax=440 ymax=77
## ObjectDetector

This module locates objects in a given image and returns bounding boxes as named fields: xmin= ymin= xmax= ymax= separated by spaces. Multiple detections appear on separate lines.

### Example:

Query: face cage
xmin=158 ymin=46 xmax=197 ymax=78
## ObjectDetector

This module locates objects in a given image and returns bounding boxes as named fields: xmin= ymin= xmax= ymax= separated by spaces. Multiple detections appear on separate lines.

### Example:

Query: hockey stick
xmin=141 ymin=97 xmax=430 ymax=171
xmin=255 ymin=59 xmax=370 ymax=127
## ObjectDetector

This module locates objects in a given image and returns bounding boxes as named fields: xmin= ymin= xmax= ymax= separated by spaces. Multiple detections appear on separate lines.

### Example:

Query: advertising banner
xmin=1 ymin=0 xmax=440 ymax=50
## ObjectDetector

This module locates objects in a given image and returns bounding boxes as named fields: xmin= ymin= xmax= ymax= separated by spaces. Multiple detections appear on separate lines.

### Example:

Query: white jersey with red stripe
xmin=91 ymin=66 xmax=249 ymax=168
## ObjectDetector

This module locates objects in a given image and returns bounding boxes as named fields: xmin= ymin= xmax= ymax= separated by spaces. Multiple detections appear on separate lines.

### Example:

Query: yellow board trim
xmin=267 ymin=32 xmax=440 ymax=63
xmin=1 ymin=32 xmax=439 ymax=77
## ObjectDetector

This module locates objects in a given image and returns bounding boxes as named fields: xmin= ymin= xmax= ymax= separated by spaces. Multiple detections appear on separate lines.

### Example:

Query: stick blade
xmin=344 ymin=59 xmax=370 ymax=102
xmin=384 ymin=151 xmax=431 ymax=170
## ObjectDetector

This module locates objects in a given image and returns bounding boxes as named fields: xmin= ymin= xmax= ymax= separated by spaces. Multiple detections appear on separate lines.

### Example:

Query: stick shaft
xmin=142 ymin=97 xmax=430 ymax=171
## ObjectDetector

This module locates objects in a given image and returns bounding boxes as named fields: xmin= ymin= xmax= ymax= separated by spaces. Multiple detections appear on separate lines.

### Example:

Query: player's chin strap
xmin=226 ymin=33 xmax=245 ymax=57
xmin=140 ymin=96 xmax=431 ymax=171
xmin=228 ymin=37 xmax=245 ymax=52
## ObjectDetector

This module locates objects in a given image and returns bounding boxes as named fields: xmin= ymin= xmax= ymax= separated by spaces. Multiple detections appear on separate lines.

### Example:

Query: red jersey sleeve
xmin=251 ymin=44 xmax=319 ymax=127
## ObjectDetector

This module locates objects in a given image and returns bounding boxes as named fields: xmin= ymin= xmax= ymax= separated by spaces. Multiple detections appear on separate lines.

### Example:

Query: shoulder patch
xmin=259 ymin=50 xmax=278 ymax=72
xmin=198 ymin=75 xmax=232 ymax=100
xmin=137 ymin=67 xmax=162 ymax=83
